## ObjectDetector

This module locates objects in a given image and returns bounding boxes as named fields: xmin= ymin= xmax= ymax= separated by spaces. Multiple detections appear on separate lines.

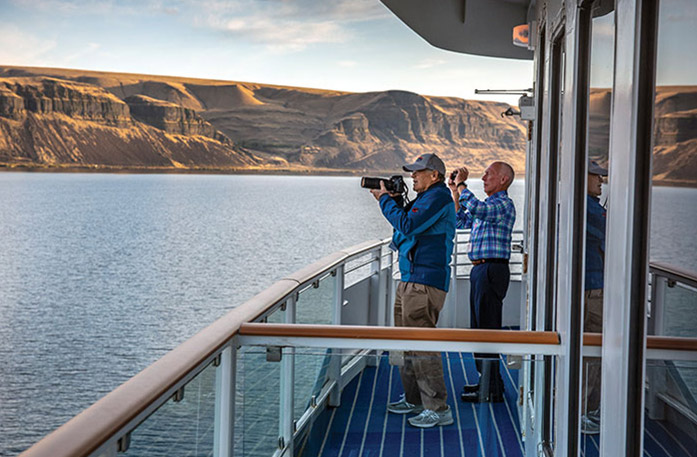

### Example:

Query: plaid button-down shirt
xmin=456 ymin=189 xmax=516 ymax=260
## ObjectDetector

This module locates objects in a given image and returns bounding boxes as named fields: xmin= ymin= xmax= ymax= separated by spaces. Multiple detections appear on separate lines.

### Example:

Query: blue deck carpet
xmin=298 ymin=353 xmax=696 ymax=457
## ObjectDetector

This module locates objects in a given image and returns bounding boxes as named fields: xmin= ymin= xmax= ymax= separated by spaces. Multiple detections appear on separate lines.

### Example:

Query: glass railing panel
xmin=578 ymin=358 xmax=697 ymax=456
xmin=661 ymin=282 xmax=697 ymax=338
xmin=276 ymin=348 xmax=542 ymax=457
xmin=238 ymin=347 xmax=281 ymax=457
xmin=645 ymin=360 xmax=697 ymax=457
xmin=580 ymin=357 xmax=602 ymax=454
xmin=344 ymin=251 xmax=379 ymax=287
xmin=121 ymin=360 xmax=217 ymax=457
xmin=296 ymin=272 xmax=335 ymax=325
xmin=293 ymin=346 xmax=331 ymax=425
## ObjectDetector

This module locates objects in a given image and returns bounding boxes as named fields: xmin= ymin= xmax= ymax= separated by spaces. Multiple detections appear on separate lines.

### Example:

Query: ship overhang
xmin=381 ymin=0 xmax=534 ymax=60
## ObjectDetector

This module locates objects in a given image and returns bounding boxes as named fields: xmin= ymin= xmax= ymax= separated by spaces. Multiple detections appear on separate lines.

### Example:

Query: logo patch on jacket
xmin=412 ymin=207 xmax=419 ymax=213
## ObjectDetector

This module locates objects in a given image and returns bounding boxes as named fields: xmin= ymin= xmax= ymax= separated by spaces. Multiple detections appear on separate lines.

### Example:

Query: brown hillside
xmin=589 ymin=86 xmax=697 ymax=186
xmin=0 ymin=66 xmax=543 ymax=177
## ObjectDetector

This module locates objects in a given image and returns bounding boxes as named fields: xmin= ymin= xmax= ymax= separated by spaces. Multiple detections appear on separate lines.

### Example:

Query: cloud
xmin=0 ymin=23 xmax=56 ymax=65
xmin=413 ymin=59 xmax=447 ymax=70
xmin=190 ymin=0 xmax=387 ymax=22
xmin=9 ymin=0 xmax=179 ymax=16
xmin=212 ymin=15 xmax=348 ymax=51
xmin=338 ymin=60 xmax=358 ymax=68
xmin=10 ymin=0 xmax=126 ymax=15
xmin=191 ymin=0 xmax=389 ymax=51
xmin=8 ymin=0 xmax=389 ymax=51
xmin=65 ymin=42 xmax=101 ymax=63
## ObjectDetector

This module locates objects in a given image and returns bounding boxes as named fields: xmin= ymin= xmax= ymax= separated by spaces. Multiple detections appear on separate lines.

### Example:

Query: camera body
xmin=361 ymin=175 xmax=407 ymax=194
xmin=450 ymin=170 xmax=458 ymax=182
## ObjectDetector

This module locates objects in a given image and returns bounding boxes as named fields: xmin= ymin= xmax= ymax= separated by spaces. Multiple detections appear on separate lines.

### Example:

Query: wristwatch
xmin=456 ymin=182 xmax=467 ymax=189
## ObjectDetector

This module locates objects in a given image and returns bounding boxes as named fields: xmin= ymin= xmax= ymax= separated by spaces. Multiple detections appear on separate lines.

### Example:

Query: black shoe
xmin=462 ymin=384 xmax=479 ymax=394
xmin=461 ymin=391 xmax=505 ymax=403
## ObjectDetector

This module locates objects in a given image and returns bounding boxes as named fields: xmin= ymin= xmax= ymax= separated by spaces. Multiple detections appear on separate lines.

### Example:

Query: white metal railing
xmin=646 ymin=261 xmax=697 ymax=428
xmin=19 ymin=239 xmax=388 ymax=457
xmin=452 ymin=229 xmax=525 ymax=279
xmin=17 ymin=236 xmax=697 ymax=457
xmin=15 ymin=230 xmax=531 ymax=457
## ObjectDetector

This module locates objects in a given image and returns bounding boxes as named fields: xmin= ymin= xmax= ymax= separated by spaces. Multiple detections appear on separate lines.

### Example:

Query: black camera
xmin=450 ymin=170 xmax=458 ymax=182
xmin=361 ymin=175 xmax=407 ymax=194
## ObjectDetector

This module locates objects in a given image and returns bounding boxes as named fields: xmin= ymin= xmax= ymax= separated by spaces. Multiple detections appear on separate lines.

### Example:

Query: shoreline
xmin=1 ymin=164 xmax=694 ymax=188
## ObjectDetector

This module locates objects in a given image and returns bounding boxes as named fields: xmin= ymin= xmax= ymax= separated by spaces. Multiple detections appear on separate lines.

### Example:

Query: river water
xmin=0 ymin=173 xmax=694 ymax=456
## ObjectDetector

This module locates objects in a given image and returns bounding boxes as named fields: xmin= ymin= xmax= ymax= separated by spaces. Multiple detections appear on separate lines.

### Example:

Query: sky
xmin=0 ymin=0 xmax=535 ymax=104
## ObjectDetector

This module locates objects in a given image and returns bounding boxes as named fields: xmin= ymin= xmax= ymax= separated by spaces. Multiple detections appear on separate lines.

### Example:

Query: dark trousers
xmin=470 ymin=262 xmax=510 ymax=396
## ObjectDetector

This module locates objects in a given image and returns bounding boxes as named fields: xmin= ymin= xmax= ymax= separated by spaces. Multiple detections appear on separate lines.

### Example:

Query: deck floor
xmin=298 ymin=353 xmax=697 ymax=457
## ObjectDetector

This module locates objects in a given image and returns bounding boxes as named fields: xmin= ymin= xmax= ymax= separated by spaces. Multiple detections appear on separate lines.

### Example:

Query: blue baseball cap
xmin=589 ymin=160 xmax=608 ymax=176
xmin=403 ymin=153 xmax=446 ymax=175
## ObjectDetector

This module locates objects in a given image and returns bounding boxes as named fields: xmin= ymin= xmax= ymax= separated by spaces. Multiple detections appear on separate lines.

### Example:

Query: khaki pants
xmin=581 ymin=288 xmax=603 ymax=413
xmin=393 ymin=281 xmax=448 ymax=412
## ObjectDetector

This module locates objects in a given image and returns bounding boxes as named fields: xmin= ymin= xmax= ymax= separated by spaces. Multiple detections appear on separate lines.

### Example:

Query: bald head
xmin=483 ymin=161 xmax=515 ymax=196
xmin=494 ymin=162 xmax=515 ymax=188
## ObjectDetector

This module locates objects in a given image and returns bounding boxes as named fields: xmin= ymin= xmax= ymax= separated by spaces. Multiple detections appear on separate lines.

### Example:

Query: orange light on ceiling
xmin=513 ymin=24 xmax=530 ymax=48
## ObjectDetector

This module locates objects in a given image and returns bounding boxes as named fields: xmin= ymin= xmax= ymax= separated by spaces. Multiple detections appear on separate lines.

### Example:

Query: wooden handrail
xmin=240 ymin=325 xmax=697 ymax=352
xmin=583 ymin=332 xmax=697 ymax=351
xmin=650 ymin=261 xmax=697 ymax=289
xmin=240 ymin=323 xmax=561 ymax=345
xmin=19 ymin=240 xmax=389 ymax=457
xmin=647 ymin=336 xmax=697 ymax=351
xmin=19 ymin=279 xmax=299 ymax=457
xmin=18 ymin=238 xmax=697 ymax=457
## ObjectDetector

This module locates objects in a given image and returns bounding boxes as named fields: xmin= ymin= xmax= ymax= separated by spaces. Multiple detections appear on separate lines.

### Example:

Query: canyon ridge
xmin=0 ymin=66 xmax=694 ymax=186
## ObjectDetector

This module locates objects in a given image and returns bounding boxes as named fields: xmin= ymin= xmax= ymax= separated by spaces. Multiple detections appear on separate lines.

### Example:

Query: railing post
xmin=646 ymin=272 xmax=667 ymax=420
xmin=450 ymin=232 xmax=460 ymax=327
xmin=386 ymin=250 xmax=394 ymax=327
xmin=376 ymin=248 xmax=387 ymax=327
xmin=280 ymin=297 xmax=296 ymax=456
xmin=329 ymin=265 xmax=344 ymax=406
xmin=649 ymin=273 xmax=666 ymax=336
xmin=214 ymin=342 xmax=237 ymax=457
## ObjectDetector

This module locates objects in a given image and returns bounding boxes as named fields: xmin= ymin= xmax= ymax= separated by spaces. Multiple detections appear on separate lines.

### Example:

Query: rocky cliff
xmin=0 ymin=74 xmax=256 ymax=170
xmin=1 ymin=66 xmax=695 ymax=185
xmin=0 ymin=66 xmax=528 ymax=175
xmin=589 ymin=86 xmax=697 ymax=186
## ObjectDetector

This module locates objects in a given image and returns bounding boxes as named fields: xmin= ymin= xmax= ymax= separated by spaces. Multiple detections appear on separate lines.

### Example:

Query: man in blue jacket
xmin=370 ymin=153 xmax=456 ymax=428
xmin=581 ymin=159 xmax=608 ymax=435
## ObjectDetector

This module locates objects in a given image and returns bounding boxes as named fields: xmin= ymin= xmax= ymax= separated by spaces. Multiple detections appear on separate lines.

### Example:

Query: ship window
xmin=526 ymin=22 xmax=546 ymax=412
xmin=579 ymin=1 xmax=615 ymax=451
xmin=646 ymin=0 xmax=697 ymax=441
xmin=542 ymin=26 xmax=566 ymax=448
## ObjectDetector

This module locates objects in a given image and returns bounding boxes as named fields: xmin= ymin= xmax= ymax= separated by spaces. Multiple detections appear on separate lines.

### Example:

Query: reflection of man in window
xmin=581 ymin=160 xmax=607 ymax=435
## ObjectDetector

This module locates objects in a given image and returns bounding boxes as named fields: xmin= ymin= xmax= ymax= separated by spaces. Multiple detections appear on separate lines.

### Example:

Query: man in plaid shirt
xmin=450 ymin=161 xmax=516 ymax=403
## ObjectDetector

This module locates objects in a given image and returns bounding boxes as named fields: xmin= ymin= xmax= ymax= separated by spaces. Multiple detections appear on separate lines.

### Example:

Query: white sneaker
xmin=387 ymin=394 xmax=424 ymax=414
xmin=581 ymin=414 xmax=600 ymax=435
xmin=407 ymin=407 xmax=454 ymax=428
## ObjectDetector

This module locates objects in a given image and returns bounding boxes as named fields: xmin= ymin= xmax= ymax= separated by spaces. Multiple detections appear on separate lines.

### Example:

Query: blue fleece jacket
xmin=379 ymin=182 xmax=456 ymax=292
xmin=585 ymin=195 xmax=606 ymax=290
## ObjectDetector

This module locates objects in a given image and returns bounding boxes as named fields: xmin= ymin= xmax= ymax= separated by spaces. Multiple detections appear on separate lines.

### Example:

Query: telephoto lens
xmin=360 ymin=177 xmax=384 ymax=190
xmin=361 ymin=175 xmax=406 ymax=193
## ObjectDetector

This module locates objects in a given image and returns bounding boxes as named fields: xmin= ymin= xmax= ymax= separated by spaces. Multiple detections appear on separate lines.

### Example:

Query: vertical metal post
xmin=279 ymin=297 xmax=296 ymax=456
xmin=646 ymin=272 xmax=666 ymax=420
xmin=329 ymin=265 xmax=344 ymax=406
xmin=648 ymin=273 xmax=666 ymax=336
xmin=601 ymin=1 xmax=657 ymax=455
xmin=376 ymin=248 xmax=387 ymax=327
xmin=214 ymin=343 xmax=237 ymax=457
xmin=450 ymin=233 xmax=459 ymax=327
xmin=386 ymin=251 xmax=394 ymax=327
xmin=368 ymin=249 xmax=384 ymax=367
